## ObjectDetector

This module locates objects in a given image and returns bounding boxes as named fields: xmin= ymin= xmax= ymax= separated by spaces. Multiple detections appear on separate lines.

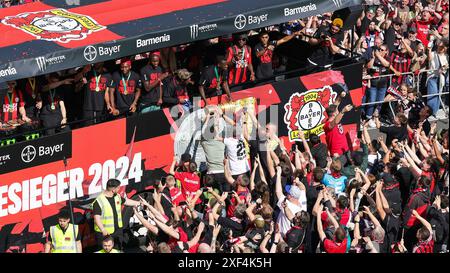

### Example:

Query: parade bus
xmin=0 ymin=0 xmax=363 ymax=252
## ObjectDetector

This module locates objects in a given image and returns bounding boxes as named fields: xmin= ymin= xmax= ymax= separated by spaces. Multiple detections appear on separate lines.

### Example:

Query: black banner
xmin=0 ymin=131 xmax=72 ymax=174
xmin=0 ymin=0 xmax=362 ymax=83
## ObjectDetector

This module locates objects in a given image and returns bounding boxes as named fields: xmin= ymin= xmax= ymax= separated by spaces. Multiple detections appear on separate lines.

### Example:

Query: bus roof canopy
xmin=0 ymin=0 xmax=361 ymax=82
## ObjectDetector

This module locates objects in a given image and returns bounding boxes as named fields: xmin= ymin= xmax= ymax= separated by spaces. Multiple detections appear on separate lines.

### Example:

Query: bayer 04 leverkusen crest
xmin=1 ymin=9 xmax=105 ymax=43
xmin=283 ymin=85 xmax=337 ymax=141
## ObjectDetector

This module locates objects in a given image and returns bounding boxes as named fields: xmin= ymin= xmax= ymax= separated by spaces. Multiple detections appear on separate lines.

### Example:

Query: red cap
xmin=151 ymin=51 xmax=161 ymax=57
xmin=120 ymin=58 xmax=132 ymax=66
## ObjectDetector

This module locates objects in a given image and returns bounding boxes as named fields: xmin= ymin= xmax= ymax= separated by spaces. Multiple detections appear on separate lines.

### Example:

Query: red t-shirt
xmin=174 ymin=172 xmax=201 ymax=205
xmin=226 ymin=188 xmax=250 ymax=217
xmin=168 ymin=227 xmax=189 ymax=250
xmin=414 ymin=18 xmax=439 ymax=47
xmin=324 ymin=120 xmax=348 ymax=156
xmin=169 ymin=187 xmax=185 ymax=206
xmin=323 ymin=238 xmax=348 ymax=253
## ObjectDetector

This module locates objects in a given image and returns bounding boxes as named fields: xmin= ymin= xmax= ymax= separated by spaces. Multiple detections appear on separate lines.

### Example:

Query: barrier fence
xmin=362 ymin=68 xmax=449 ymax=119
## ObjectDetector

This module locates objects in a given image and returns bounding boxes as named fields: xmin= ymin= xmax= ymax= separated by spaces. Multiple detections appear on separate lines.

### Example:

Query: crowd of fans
xmin=1 ymin=0 xmax=449 ymax=253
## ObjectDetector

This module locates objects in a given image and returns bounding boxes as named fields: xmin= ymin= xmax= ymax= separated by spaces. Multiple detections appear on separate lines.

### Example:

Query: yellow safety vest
xmin=93 ymin=193 xmax=123 ymax=233
xmin=50 ymin=224 xmax=79 ymax=253
xmin=95 ymin=249 xmax=120 ymax=253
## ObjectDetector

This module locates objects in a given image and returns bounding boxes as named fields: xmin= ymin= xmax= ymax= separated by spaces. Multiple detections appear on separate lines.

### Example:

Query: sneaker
xmin=368 ymin=119 xmax=376 ymax=128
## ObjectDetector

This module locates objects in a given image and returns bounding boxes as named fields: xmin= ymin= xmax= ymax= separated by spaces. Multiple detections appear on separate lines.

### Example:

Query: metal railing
xmin=362 ymin=68 xmax=449 ymax=119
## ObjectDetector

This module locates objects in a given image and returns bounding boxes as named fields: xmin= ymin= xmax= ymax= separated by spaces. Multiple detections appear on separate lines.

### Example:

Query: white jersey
xmin=224 ymin=137 xmax=250 ymax=176
xmin=276 ymin=197 xmax=305 ymax=237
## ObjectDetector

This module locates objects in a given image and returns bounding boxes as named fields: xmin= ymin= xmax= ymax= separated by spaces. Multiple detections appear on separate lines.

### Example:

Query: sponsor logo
xmin=21 ymin=145 xmax=36 ymax=163
xmin=284 ymin=86 xmax=337 ymax=141
xmin=0 ymin=154 xmax=11 ymax=166
xmin=21 ymin=143 xmax=65 ymax=163
xmin=234 ymin=13 xmax=268 ymax=30
xmin=189 ymin=24 xmax=218 ymax=39
xmin=332 ymin=0 xmax=343 ymax=8
xmin=284 ymin=3 xmax=317 ymax=16
xmin=1 ymin=9 xmax=106 ymax=43
xmin=83 ymin=45 xmax=121 ymax=62
xmin=136 ymin=34 xmax=171 ymax=48
xmin=35 ymin=55 xmax=66 ymax=72
xmin=0 ymin=67 xmax=17 ymax=78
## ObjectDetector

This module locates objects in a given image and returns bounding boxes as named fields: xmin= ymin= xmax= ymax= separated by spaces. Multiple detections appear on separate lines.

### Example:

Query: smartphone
xmin=179 ymin=201 xmax=188 ymax=206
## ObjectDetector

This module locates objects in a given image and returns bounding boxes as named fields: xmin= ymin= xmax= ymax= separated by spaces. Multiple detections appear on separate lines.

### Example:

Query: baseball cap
xmin=176 ymin=69 xmax=192 ymax=80
xmin=409 ymin=27 xmax=417 ymax=33
xmin=367 ymin=7 xmax=375 ymax=14
xmin=289 ymin=186 xmax=301 ymax=200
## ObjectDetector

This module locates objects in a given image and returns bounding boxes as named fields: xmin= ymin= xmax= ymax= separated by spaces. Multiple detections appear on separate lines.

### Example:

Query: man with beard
xmin=140 ymin=52 xmax=169 ymax=113
xmin=225 ymin=33 xmax=256 ymax=86
xmin=75 ymin=62 xmax=112 ymax=126
xmin=108 ymin=59 xmax=142 ymax=116
xmin=199 ymin=56 xmax=232 ymax=105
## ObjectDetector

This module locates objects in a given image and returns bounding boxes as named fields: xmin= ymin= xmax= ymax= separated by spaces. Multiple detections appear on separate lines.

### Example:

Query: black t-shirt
xmin=380 ymin=214 xmax=400 ymax=253
xmin=40 ymin=88 xmax=64 ymax=116
xmin=18 ymin=77 xmax=44 ymax=110
xmin=254 ymin=41 xmax=277 ymax=79
xmin=162 ymin=76 xmax=189 ymax=106
xmin=83 ymin=71 xmax=111 ymax=111
xmin=380 ymin=125 xmax=407 ymax=146
xmin=93 ymin=195 xmax=126 ymax=233
xmin=199 ymin=65 xmax=228 ymax=97
xmin=217 ymin=216 xmax=246 ymax=237
xmin=140 ymin=65 xmax=163 ymax=105
xmin=311 ymin=143 xmax=328 ymax=168
xmin=285 ymin=226 xmax=306 ymax=250
xmin=309 ymin=26 xmax=345 ymax=66
xmin=109 ymin=71 xmax=142 ymax=111
xmin=428 ymin=206 xmax=449 ymax=245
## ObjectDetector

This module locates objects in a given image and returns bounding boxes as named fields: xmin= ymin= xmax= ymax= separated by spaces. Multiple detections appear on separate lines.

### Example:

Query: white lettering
xmin=98 ymin=45 xmax=121 ymax=57
xmin=0 ymin=185 xmax=7 ymax=217
xmin=8 ymin=182 xmax=21 ymax=215
xmin=284 ymin=3 xmax=317 ymax=17
xmin=0 ymin=67 xmax=17 ymax=78
xmin=69 ymin=168 xmax=84 ymax=199
xmin=136 ymin=34 xmax=171 ymax=48
xmin=38 ymin=143 xmax=64 ymax=157
xmin=247 ymin=14 xmax=268 ymax=25
xmin=42 ymin=174 xmax=57 ymax=206
xmin=57 ymin=171 xmax=69 ymax=203
xmin=29 ymin=177 xmax=42 ymax=210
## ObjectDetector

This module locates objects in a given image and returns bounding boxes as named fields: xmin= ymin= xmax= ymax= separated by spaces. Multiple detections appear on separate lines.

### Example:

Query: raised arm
xmin=375 ymin=182 xmax=387 ymax=221
xmin=412 ymin=209 xmax=432 ymax=233
xmin=274 ymin=165 xmax=284 ymax=200
xmin=133 ymin=207 xmax=159 ymax=235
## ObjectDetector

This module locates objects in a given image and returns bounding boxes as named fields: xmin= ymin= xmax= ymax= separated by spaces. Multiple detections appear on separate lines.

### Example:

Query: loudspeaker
xmin=331 ymin=6 xmax=364 ymax=30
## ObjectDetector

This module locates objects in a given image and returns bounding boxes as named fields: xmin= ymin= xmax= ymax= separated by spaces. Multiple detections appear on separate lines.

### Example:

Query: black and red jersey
xmin=199 ymin=65 xmax=228 ymax=96
xmin=390 ymin=51 xmax=412 ymax=84
xmin=226 ymin=45 xmax=252 ymax=85
xmin=1 ymin=89 xmax=25 ymax=122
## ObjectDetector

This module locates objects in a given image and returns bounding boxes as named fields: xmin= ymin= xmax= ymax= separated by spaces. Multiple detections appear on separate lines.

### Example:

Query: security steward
xmin=44 ymin=210 xmax=82 ymax=253
xmin=95 ymin=235 xmax=120 ymax=253
xmin=92 ymin=179 xmax=142 ymax=250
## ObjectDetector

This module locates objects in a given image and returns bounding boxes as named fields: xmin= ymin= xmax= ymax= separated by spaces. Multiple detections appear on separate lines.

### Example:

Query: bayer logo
xmin=83 ymin=45 xmax=97 ymax=62
xmin=234 ymin=14 xmax=247 ymax=30
xmin=21 ymin=145 xmax=37 ymax=163
xmin=298 ymin=101 xmax=323 ymax=130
